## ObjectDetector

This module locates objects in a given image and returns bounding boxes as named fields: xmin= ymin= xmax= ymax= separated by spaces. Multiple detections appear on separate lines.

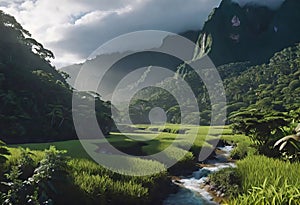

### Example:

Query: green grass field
xmin=10 ymin=125 xmax=237 ymax=157
xmin=229 ymin=155 xmax=300 ymax=204
xmin=8 ymin=125 xmax=244 ymax=174
xmin=4 ymin=125 xmax=299 ymax=204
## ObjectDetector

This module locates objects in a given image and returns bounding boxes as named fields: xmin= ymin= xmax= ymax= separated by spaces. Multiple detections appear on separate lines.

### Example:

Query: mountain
xmin=60 ymin=30 xmax=200 ymax=98
xmin=60 ymin=0 xmax=300 ymax=126
xmin=225 ymin=43 xmax=300 ymax=113
xmin=193 ymin=0 xmax=300 ymax=66
xmin=0 ymin=11 xmax=113 ymax=143
xmin=179 ymin=30 xmax=201 ymax=43
xmin=62 ymin=0 xmax=300 ymax=98
xmin=129 ymin=42 xmax=300 ymax=125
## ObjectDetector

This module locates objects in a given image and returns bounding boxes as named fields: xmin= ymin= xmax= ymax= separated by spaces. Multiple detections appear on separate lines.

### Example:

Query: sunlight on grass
xmin=227 ymin=155 xmax=300 ymax=205
xmin=10 ymin=125 xmax=246 ymax=169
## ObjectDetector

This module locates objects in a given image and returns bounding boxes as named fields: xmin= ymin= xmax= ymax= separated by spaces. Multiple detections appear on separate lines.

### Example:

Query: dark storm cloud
xmin=1 ymin=0 xmax=285 ymax=66
xmin=231 ymin=0 xmax=285 ymax=9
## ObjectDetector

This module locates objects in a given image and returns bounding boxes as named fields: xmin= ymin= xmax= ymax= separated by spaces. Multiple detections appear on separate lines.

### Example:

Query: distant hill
xmin=60 ymin=30 xmax=200 ymax=98
xmin=129 ymin=42 xmax=300 ymax=125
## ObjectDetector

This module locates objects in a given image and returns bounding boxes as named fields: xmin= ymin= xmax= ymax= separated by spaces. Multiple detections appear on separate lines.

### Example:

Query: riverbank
xmin=163 ymin=145 xmax=236 ymax=205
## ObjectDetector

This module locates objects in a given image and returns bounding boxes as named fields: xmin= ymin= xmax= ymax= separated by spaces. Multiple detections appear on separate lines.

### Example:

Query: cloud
xmin=0 ymin=0 xmax=222 ymax=67
xmin=231 ymin=0 xmax=285 ymax=9
xmin=0 ymin=0 xmax=287 ymax=67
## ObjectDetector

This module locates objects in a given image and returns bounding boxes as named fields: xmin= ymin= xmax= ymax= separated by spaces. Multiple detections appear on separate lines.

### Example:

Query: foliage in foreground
xmin=236 ymin=155 xmax=300 ymax=191
xmin=228 ymin=179 xmax=300 ymax=205
xmin=227 ymin=155 xmax=300 ymax=204
xmin=208 ymin=168 xmax=241 ymax=197
xmin=1 ymin=146 xmax=67 ymax=205
xmin=0 ymin=146 xmax=171 ymax=205
xmin=210 ymin=155 xmax=300 ymax=204
xmin=0 ymin=140 xmax=9 ymax=165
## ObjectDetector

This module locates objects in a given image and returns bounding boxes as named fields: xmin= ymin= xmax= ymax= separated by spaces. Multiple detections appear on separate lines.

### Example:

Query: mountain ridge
xmin=194 ymin=0 xmax=300 ymax=66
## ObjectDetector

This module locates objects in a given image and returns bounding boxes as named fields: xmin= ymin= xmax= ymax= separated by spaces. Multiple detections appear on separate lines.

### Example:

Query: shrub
xmin=72 ymin=172 xmax=148 ymax=204
xmin=68 ymin=158 xmax=169 ymax=205
xmin=1 ymin=146 xmax=68 ymax=205
xmin=230 ymin=142 xmax=248 ymax=160
xmin=208 ymin=168 xmax=241 ymax=197
xmin=228 ymin=178 xmax=300 ymax=205
xmin=159 ymin=127 xmax=183 ymax=134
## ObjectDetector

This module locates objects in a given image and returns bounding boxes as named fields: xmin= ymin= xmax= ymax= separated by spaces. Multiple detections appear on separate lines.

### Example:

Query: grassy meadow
xmin=11 ymin=125 xmax=234 ymax=161
xmin=3 ymin=125 xmax=300 ymax=204
xmin=7 ymin=125 xmax=238 ymax=176
xmin=2 ymin=125 xmax=242 ymax=204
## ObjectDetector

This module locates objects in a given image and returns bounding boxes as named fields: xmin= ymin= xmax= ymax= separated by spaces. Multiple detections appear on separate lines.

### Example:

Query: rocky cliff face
xmin=194 ymin=0 xmax=300 ymax=66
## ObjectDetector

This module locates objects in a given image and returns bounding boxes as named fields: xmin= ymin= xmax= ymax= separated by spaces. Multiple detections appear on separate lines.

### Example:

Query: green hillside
xmin=0 ymin=11 xmax=113 ymax=144
xmin=129 ymin=42 xmax=300 ymax=126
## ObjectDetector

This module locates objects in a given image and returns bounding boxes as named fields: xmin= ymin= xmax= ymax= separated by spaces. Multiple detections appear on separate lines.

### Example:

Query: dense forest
xmin=0 ymin=11 xmax=113 ymax=144
xmin=129 ymin=43 xmax=300 ymax=126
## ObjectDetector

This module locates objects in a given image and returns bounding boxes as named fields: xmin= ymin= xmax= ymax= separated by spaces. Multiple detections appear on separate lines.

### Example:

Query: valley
xmin=1 ymin=0 xmax=300 ymax=204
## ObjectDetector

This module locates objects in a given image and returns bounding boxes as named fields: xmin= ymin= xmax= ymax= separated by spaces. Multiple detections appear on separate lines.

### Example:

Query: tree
xmin=0 ymin=10 xmax=54 ymax=61
xmin=0 ymin=11 xmax=113 ymax=143
xmin=129 ymin=99 xmax=152 ymax=124
xmin=47 ymin=104 xmax=65 ymax=128
xmin=229 ymin=108 xmax=290 ymax=156
xmin=274 ymin=123 xmax=300 ymax=161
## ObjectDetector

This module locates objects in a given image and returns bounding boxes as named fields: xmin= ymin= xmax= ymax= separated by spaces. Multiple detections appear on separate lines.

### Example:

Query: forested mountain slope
xmin=0 ymin=11 xmax=112 ymax=143
xmin=129 ymin=43 xmax=300 ymax=125
xmin=194 ymin=0 xmax=300 ymax=66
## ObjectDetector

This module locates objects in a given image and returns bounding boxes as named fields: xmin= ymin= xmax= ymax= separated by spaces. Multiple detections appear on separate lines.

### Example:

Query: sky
xmin=0 ymin=0 xmax=285 ymax=68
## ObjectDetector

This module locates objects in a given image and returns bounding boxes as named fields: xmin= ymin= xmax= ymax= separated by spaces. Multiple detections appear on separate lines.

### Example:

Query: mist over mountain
xmin=62 ymin=0 xmax=300 ymax=100
xmin=60 ymin=30 xmax=200 ymax=98
xmin=231 ymin=0 xmax=285 ymax=9
xmin=117 ymin=0 xmax=300 ymax=125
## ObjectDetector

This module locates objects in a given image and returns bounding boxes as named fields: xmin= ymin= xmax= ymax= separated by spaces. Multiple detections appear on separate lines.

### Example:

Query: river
xmin=164 ymin=146 xmax=235 ymax=205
